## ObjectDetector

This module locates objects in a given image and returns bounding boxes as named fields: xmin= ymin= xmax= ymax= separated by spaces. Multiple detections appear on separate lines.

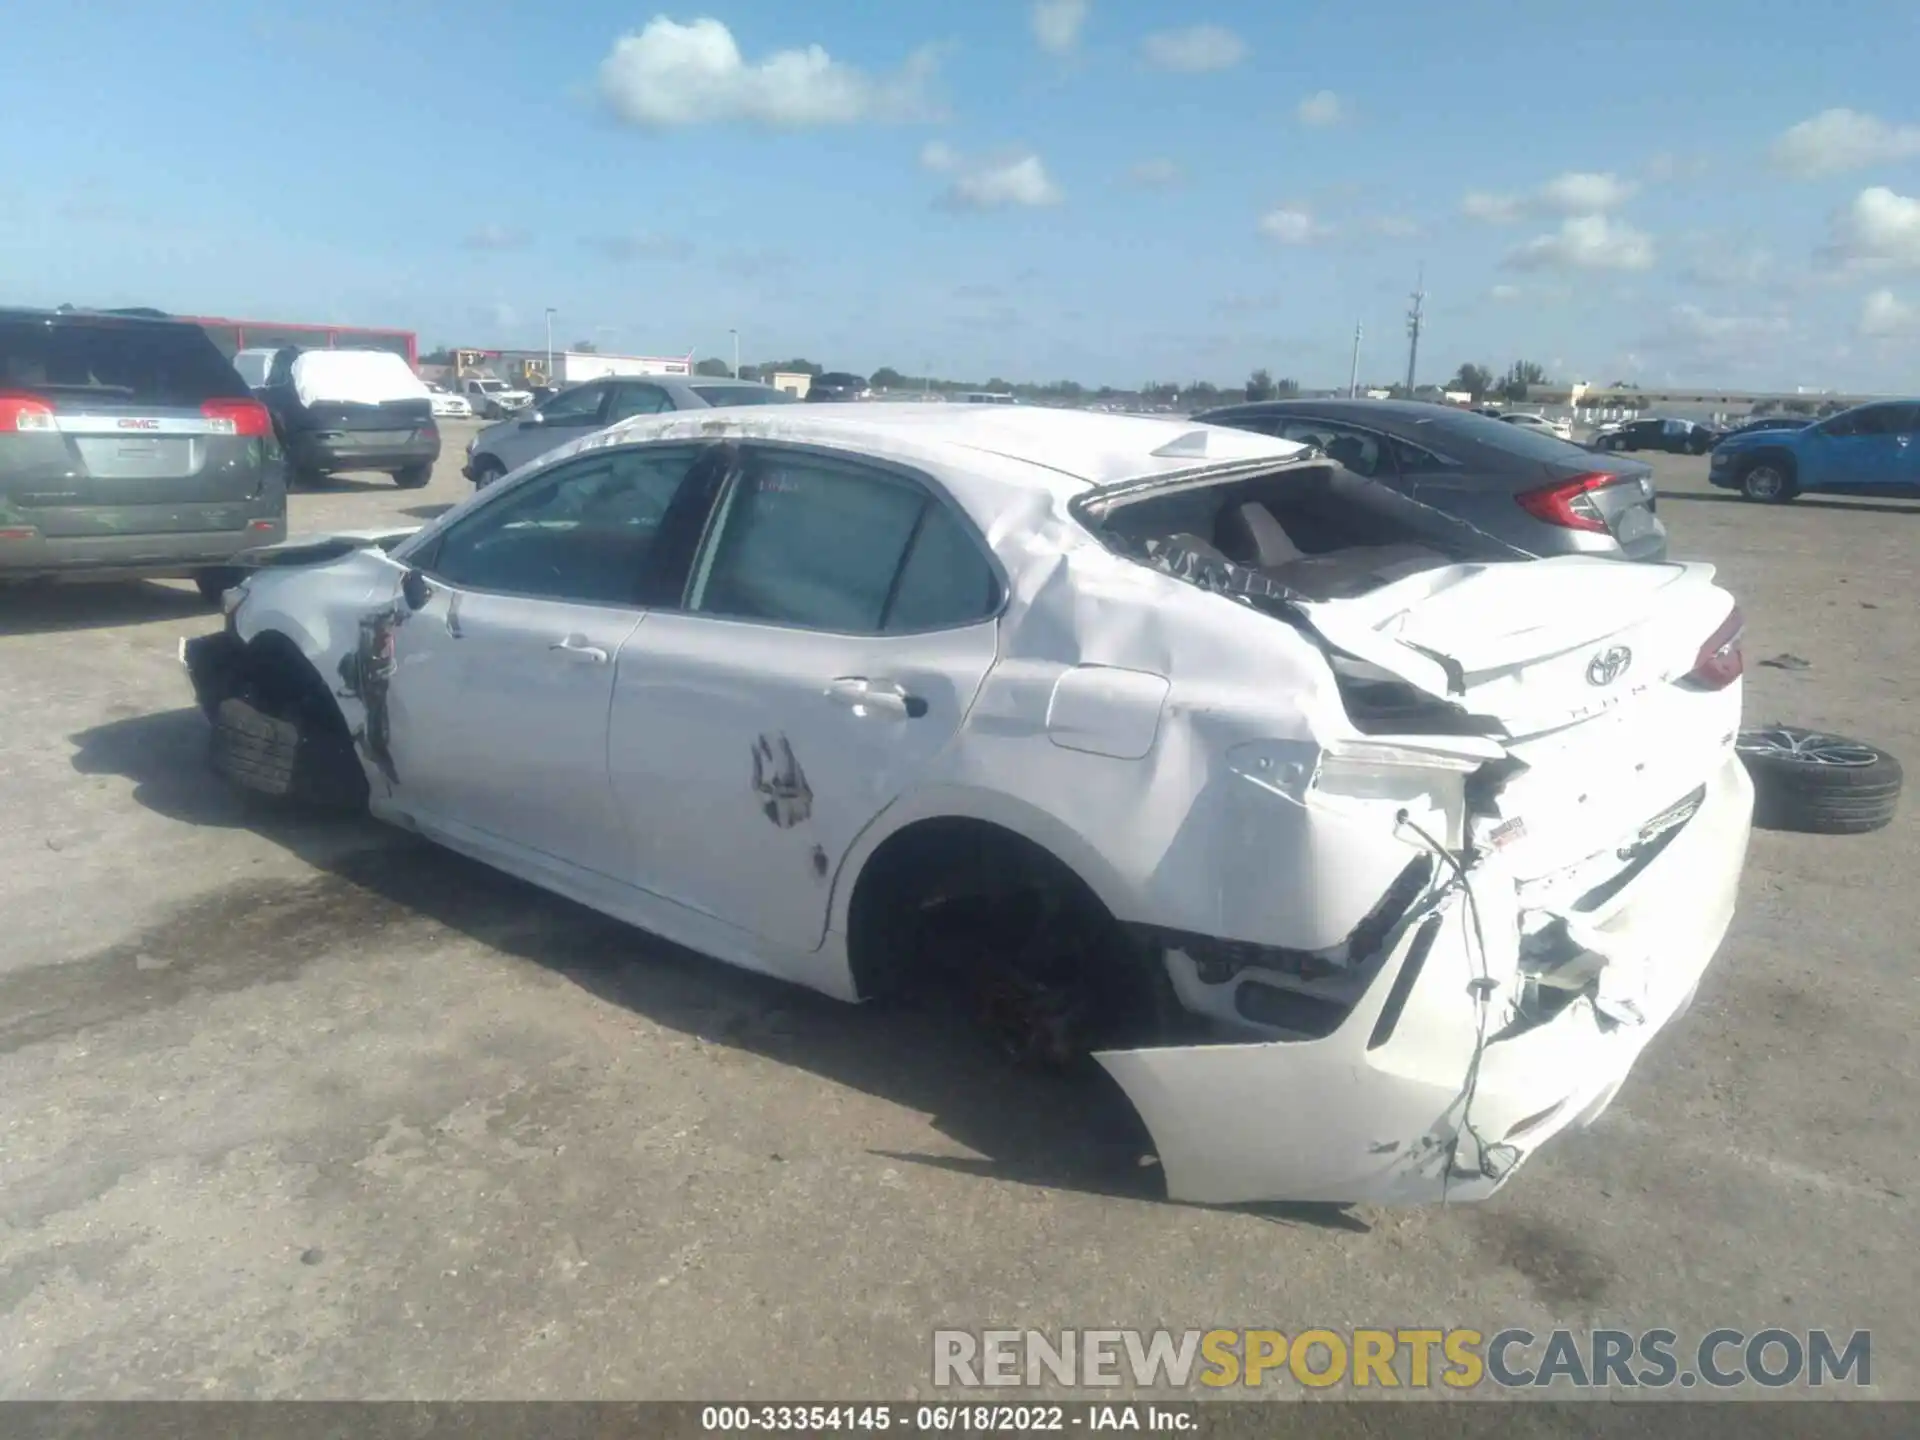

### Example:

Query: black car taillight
xmin=1514 ymin=471 xmax=1627 ymax=532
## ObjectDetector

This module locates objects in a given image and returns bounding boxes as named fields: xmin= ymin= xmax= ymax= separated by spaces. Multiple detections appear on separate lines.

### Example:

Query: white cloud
xmin=1461 ymin=191 xmax=1523 ymax=223
xmin=1140 ymin=24 xmax=1246 ymax=73
xmin=1258 ymin=206 xmax=1329 ymax=244
xmin=597 ymin=17 xmax=938 ymax=129
xmin=1772 ymin=109 xmax=1920 ymax=178
xmin=1824 ymin=186 xmax=1920 ymax=270
xmin=1463 ymin=171 xmax=1636 ymax=223
xmin=929 ymin=149 xmax=1062 ymax=210
xmin=1646 ymin=152 xmax=1711 ymax=183
xmin=1489 ymin=283 xmax=1523 ymax=301
xmin=1297 ymin=90 xmax=1345 ymax=128
xmin=1126 ymin=157 xmax=1184 ymax=188
xmin=1031 ymin=0 xmax=1088 ymax=54
xmin=1643 ymin=304 xmax=1793 ymax=371
xmin=919 ymin=140 xmax=960 ymax=172
xmin=1537 ymin=171 xmax=1636 ymax=213
xmin=1860 ymin=289 xmax=1920 ymax=338
xmin=462 ymin=222 xmax=528 ymax=251
xmin=1505 ymin=214 xmax=1655 ymax=272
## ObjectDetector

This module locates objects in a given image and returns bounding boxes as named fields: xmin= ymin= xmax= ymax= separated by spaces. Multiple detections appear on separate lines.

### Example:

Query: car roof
xmin=0 ymin=304 xmax=190 ymax=329
xmin=589 ymin=402 xmax=1309 ymax=494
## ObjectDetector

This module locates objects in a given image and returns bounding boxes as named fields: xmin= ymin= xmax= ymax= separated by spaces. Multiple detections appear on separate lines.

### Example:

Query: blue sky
xmin=4 ymin=1 xmax=1919 ymax=391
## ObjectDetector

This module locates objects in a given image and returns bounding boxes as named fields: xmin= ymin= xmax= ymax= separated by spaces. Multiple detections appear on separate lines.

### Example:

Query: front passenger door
xmin=379 ymin=443 xmax=721 ymax=876
xmin=1800 ymin=405 xmax=1914 ymax=490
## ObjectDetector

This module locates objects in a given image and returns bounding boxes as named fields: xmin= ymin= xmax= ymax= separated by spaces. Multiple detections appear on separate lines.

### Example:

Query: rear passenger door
xmin=606 ymin=442 xmax=1003 ymax=952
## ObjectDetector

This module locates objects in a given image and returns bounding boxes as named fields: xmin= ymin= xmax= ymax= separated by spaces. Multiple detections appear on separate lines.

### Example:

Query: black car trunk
xmin=287 ymin=397 xmax=434 ymax=447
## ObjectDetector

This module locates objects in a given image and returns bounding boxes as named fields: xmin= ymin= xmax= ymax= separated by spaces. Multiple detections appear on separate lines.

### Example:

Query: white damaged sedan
xmin=181 ymin=404 xmax=1753 ymax=1206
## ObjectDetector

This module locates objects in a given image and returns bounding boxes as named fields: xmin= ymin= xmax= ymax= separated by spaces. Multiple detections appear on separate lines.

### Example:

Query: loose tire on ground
xmin=1736 ymin=725 xmax=1903 ymax=835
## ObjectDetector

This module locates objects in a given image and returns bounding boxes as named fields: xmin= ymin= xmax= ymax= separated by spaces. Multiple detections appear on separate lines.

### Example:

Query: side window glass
xmin=429 ymin=446 xmax=706 ymax=605
xmin=691 ymin=453 xmax=928 ymax=632
xmin=1278 ymin=421 xmax=1382 ymax=477
xmin=1823 ymin=411 xmax=1864 ymax=438
xmin=607 ymin=384 xmax=669 ymax=422
xmin=1391 ymin=438 xmax=1448 ymax=474
xmin=537 ymin=385 xmax=606 ymax=423
xmin=885 ymin=502 xmax=1000 ymax=632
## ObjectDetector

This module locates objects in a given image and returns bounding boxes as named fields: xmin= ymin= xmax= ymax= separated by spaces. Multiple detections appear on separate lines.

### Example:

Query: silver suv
xmin=1 ymin=306 xmax=286 ymax=601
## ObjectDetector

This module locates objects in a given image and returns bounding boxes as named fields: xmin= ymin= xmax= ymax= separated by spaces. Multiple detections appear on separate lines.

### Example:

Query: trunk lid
xmin=1299 ymin=555 xmax=1743 ymax=885
xmin=2 ymin=396 xmax=271 ymax=534
xmin=1297 ymin=555 xmax=1731 ymax=737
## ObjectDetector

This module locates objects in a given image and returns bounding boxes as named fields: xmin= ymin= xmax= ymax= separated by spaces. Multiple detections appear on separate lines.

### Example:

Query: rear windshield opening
xmin=1089 ymin=461 xmax=1522 ymax=603
xmin=1 ymin=319 xmax=248 ymax=406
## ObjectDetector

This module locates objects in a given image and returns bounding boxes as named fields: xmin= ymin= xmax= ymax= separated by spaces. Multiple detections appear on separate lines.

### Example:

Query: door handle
xmin=826 ymin=676 xmax=928 ymax=719
xmin=549 ymin=636 xmax=610 ymax=664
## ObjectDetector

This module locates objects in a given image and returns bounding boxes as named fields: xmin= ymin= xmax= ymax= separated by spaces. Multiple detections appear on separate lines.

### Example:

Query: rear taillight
xmin=1679 ymin=605 xmax=1745 ymax=691
xmin=1515 ymin=471 xmax=1622 ymax=533
xmin=0 ymin=390 xmax=56 ymax=434
xmin=201 ymin=397 xmax=273 ymax=437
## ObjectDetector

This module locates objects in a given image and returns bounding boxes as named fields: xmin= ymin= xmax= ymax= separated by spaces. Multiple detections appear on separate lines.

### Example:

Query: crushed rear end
xmin=1078 ymin=464 xmax=1752 ymax=1205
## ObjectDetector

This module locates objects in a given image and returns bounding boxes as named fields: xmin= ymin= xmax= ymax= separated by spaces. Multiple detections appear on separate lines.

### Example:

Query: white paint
xmin=290 ymin=350 xmax=429 ymax=408
xmin=1046 ymin=666 xmax=1170 ymax=760
xmin=213 ymin=404 xmax=1754 ymax=1206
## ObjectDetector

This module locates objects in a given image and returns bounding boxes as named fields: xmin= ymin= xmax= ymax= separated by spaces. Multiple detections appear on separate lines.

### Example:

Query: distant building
xmin=489 ymin=349 xmax=693 ymax=387
xmin=184 ymin=313 xmax=417 ymax=367
xmin=770 ymin=371 xmax=813 ymax=398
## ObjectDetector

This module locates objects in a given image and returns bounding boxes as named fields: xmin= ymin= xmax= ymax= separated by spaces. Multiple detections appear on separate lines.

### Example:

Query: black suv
xmin=807 ymin=371 xmax=871 ymax=402
xmin=1 ymin=306 xmax=286 ymax=599
xmin=1592 ymin=417 xmax=1721 ymax=454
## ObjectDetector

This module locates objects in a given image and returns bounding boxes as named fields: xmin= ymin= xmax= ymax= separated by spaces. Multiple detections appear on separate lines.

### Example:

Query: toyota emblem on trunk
xmin=1587 ymin=646 xmax=1632 ymax=686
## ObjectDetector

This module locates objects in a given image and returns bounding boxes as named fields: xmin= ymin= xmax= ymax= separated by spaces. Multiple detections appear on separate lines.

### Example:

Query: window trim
xmin=403 ymin=441 xmax=724 ymax=610
xmin=679 ymin=439 xmax=1009 ymax=638
xmin=606 ymin=380 xmax=672 ymax=422
xmin=533 ymin=381 xmax=612 ymax=426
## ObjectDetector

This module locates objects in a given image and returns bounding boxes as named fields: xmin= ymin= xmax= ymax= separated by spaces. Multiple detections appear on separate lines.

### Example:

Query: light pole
xmin=730 ymin=328 xmax=740 ymax=378
xmin=1348 ymin=322 xmax=1362 ymax=398
xmin=1403 ymin=268 xmax=1425 ymax=398
xmin=544 ymin=308 xmax=556 ymax=382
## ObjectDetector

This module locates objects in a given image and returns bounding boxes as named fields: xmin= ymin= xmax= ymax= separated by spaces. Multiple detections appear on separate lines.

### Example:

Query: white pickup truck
xmin=456 ymin=375 xmax=533 ymax=419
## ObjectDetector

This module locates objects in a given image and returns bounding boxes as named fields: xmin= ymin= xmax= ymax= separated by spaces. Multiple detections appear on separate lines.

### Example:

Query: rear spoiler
xmin=232 ymin=526 xmax=420 ymax=569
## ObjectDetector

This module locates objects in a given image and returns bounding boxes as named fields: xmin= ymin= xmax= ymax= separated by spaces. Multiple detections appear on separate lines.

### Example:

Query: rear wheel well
xmin=845 ymin=817 xmax=1176 ymax=1066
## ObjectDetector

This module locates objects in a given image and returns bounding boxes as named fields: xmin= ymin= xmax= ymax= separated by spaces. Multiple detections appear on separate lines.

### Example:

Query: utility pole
xmin=1348 ymin=322 xmax=1362 ymax=398
xmin=1403 ymin=268 xmax=1425 ymax=398
xmin=730 ymin=328 xmax=740 ymax=378
xmin=544 ymin=308 xmax=556 ymax=383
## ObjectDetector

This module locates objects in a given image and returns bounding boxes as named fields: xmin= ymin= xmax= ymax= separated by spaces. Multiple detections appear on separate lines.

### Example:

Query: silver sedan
xmin=462 ymin=375 xmax=796 ymax=486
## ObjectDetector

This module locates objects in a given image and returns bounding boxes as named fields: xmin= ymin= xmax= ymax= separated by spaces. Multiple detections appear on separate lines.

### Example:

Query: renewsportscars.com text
xmin=932 ymin=1327 xmax=1872 ymax=1391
